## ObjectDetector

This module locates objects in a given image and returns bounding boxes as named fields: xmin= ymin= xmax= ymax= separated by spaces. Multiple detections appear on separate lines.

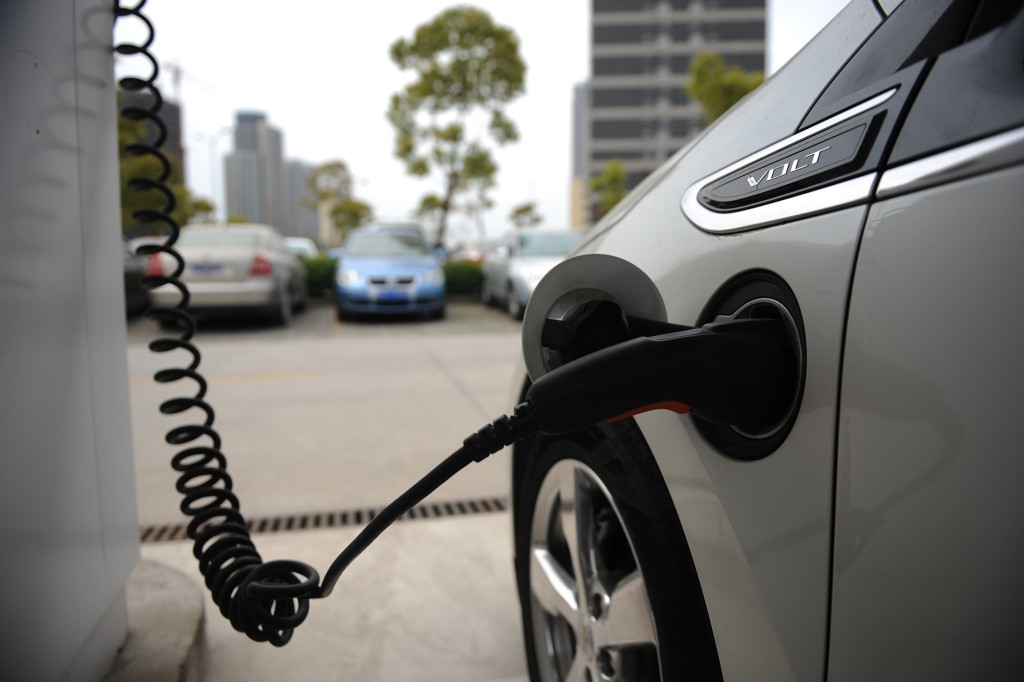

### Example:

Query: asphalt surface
xmin=126 ymin=297 xmax=531 ymax=681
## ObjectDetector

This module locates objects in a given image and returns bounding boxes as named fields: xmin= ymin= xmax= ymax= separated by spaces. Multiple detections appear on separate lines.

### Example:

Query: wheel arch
xmin=511 ymin=378 xmax=723 ymax=680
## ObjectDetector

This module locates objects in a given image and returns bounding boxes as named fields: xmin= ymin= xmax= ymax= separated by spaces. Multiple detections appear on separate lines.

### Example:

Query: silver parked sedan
xmin=149 ymin=223 xmax=308 ymax=326
xmin=511 ymin=1 xmax=1024 ymax=680
xmin=481 ymin=229 xmax=585 ymax=319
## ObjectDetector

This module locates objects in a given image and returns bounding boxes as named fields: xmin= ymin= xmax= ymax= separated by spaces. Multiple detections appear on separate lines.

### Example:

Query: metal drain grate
xmin=140 ymin=495 xmax=509 ymax=543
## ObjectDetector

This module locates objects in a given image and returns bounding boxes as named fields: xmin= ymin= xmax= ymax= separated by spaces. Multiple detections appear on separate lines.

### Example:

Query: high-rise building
xmin=223 ymin=112 xmax=319 ymax=238
xmin=224 ymin=111 xmax=285 ymax=228
xmin=583 ymin=0 xmax=766 ymax=222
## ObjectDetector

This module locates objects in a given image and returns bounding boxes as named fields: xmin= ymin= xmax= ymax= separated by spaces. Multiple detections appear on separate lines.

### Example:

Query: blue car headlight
xmin=420 ymin=267 xmax=445 ymax=285
xmin=338 ymin=268 xmax=363 ymax=286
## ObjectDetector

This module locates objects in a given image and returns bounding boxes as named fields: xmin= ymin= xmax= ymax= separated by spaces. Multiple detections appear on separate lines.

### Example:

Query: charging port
xmin=695 ymin=272 xmax=806 ymax=460
xmin=525 ymin=257 xmax=804 ymax=459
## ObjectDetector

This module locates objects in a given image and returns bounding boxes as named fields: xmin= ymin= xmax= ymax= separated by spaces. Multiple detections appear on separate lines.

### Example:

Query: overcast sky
xmin=115 ymin=0 xmax=849 ymax=244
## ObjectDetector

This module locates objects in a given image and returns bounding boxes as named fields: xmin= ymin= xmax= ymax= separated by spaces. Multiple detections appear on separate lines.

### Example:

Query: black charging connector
xmin=527 ymin=317 xmax=789 ymax=435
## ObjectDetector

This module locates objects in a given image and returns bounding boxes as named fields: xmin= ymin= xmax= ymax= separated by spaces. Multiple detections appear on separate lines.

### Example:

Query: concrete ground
xmin=119 ymin=299 xmax=532 ymax=681
xmin=139 ymin=514 xmax=527 ymax=681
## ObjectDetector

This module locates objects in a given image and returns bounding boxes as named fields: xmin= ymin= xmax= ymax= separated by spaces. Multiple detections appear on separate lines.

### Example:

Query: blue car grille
xmin=369 ymin=276 xmax=415 ymax=285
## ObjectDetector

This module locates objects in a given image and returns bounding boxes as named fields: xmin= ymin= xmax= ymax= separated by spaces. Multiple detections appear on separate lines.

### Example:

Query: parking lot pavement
xmin=141 ymin=513 xmax=529 ymax=682
xmin=127 ymin=296 xmax=529 ymax=680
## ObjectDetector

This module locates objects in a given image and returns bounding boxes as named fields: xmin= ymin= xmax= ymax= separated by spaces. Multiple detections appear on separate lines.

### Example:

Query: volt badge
xmin=698 ymin=120 xmax=876 ymax=212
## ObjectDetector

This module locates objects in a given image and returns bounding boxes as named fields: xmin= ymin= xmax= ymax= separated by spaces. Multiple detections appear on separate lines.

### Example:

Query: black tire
xmin=294 ymin=279 xmax=309 ymax=312
xmin=506 ymin=283 xmax=524 ymax=320
xmin=481 ymin=277 xmax=495 ymax=307
xmin=514 ymin=423 xmax=722 ymax=682
xmin=270 ymin=286 xmax=292 ymax=327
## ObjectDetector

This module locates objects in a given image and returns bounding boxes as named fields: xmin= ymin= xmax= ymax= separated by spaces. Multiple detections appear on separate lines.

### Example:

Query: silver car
xmin=511 ymin=1 xmax=1024 ymax=680
xmin=481 ymin=229 xmax=585 ymax=319
xmin=150 ymin=223 xmax=308 ymax=326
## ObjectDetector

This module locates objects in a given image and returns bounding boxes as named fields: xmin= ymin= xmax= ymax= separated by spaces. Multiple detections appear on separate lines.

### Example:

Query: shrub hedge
xmin=443 ymin=260 xmax=483 ymax=295
xmin=300 ymin=255 xmax=337 ymax=297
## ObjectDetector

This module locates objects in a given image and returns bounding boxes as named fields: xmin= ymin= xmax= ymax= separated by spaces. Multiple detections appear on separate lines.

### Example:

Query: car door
xmin=570 ymin=0 xmax=991 ymax=678
xmin=830 ymin=3 xmax=1024 ymax=678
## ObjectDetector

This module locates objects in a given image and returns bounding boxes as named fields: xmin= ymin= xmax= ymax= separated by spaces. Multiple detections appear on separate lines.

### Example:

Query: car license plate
xmin=191 ymin=263 xmax=222 ymax=276
xmin=377 ymin=289 xmax=408 ymax=302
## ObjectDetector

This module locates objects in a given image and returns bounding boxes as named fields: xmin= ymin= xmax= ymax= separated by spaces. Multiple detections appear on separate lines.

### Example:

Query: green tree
xmin=305 ymin=160 xmax=374 ymax=241
xmin=509 ymin=201 xmax=542 ymax=229
xmin=590 ymin=159 xmax=628 ymax=218
xmin=118 ymin=98 xmax=212 ymax=234
xmin=306 ymin=160 xmax=353 ymax=205
xmin=685 ymin=52 xmax=764 ymax=125
xmin=187 ymin=196 xmax=215 ymax=223
xmin=415 ymin=193 xmax=446 ymax=226
xmin=388 ymin=5 xmax=526 ymax=248
xmin=330 ymin=197 xmax=374 ymax=237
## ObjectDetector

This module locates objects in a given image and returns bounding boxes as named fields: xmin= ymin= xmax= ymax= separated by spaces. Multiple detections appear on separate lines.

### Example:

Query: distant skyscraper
xmin=584 ymin=0 xmax=766 ymax=221
xmin=224 ymin=111 xmax=285 ymax=228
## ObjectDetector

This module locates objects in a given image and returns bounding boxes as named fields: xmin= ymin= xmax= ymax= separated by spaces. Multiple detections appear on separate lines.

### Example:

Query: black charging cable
xmin=116 ymin=0 xmax=791 ymax=647
xmin=115 ymin=1 xmax=546 ymax=646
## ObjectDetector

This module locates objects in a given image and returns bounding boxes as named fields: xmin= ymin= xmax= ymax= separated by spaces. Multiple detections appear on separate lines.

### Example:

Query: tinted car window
xmin=518 ymin=232 xmax=583 ymax=257
xmin=803 ymin=0 xmax=977 ymax=126
xmin=179 ymin=231 xmax=263 ymax=248
xmin=345 ymin=231 xmax=430 ymax=257
xmin=888 ymin=3 xmax=1024 ymax=163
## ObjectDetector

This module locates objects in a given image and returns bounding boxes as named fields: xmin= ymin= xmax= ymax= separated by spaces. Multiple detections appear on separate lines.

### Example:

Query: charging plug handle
xmin=526 ymin=319 xmax=790 ymax=435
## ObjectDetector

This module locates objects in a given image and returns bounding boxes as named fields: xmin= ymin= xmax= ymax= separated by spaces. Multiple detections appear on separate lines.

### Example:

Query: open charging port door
xmin=523 ymin=255 xmax=805 ymax=459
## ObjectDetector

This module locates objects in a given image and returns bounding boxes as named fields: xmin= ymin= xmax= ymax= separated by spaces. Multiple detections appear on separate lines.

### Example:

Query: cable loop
xmin=116 ymin=3 xmax=539 ymax=645
xmin=115 ymin=1 xmax=319 ymax=644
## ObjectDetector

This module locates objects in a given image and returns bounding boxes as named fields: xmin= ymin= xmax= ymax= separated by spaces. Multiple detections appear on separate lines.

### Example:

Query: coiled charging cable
xmin=116 ymin=1 xmax=542 ymax=647
xmin=116 ymin=0 xmax=789 ymax=647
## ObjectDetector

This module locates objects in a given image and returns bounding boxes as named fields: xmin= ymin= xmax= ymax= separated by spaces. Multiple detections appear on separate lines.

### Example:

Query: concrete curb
xmin=105 ymin=559 xmax=205 ymax=682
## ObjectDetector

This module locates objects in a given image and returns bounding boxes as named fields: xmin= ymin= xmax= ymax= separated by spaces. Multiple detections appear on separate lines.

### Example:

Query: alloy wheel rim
xmin=528 ymin=458 xmax=660 ymax=681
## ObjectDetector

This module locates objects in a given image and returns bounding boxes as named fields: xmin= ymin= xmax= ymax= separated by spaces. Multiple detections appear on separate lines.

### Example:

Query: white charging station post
xmin=0 ymin=2 xmax=140 ymax=679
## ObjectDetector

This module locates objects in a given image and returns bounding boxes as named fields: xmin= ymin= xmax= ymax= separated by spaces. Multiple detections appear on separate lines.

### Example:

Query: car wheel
xmin=271 ymin=286 xmax=292 ymax=327
xmin=506 ymin=283 xmax=524 ymax=320
xmin=294 ymin=279 xmax=309 ymax=312
xmin=515 ymin=424 xmax=721 ymax=681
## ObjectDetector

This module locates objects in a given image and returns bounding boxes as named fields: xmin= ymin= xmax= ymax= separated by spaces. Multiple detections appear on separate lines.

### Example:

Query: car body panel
xmin=584 ymin=200 xmax=868 ymax=680
xmin=555 ymin=3 xmax=882 ymax=677
xmin=831 ymin=161 xmax=1024 ymax=681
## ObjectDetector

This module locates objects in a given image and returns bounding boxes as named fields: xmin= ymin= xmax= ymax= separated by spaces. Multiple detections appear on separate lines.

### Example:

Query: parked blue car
xmin=333 ymin=224 xmax=446 ymax=320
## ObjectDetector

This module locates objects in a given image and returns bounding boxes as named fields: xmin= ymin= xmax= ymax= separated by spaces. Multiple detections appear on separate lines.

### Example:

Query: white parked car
xmin=510 ymin=1 xmax=1024 ymax=680
xmin=149 ymin=223 xmax=308 ymax=326
xmin=481 ymin=229 xmax=585 ymax=319
xmin=284 ymin=236 xmax=319 ymax=259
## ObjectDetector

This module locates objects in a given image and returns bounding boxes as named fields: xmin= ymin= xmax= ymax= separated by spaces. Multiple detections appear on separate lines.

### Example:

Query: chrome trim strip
xmin=877 ymin=126 xmax=1024 ymax=199
xmin=681 ymin=88 xmax=896 ymax=234
xmin=683 ymin=175 xmax=875 ymax=234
